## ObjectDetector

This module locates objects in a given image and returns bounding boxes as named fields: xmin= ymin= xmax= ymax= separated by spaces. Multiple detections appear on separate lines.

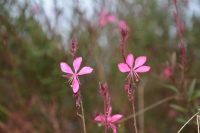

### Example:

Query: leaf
xmin=162 ymin=84 xmax=179 ymax=93
xmin=191 ymin=91 xmax=200 ymax=101
xmin=170 ymin=104 xmax=187 ymax=113
xmin=188 ymin=79 xmax=196 ymax=102
xmin=176 ymin=117 xmax=187 ymax=124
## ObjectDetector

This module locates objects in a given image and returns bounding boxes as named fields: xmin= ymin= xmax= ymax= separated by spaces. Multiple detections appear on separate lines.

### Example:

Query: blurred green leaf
xmin=188 ymin=79 xmax=196 ymax=102
xmin=176 ymin=117 xmax=187 ymax=124
xmin=170 ymin=104 xmax=187 ymax=113
xmin=0 ymin=109 xmax=8 ymax=122
xmin=162 ymin=84 xmax=179 ymax=93
xmin=191 ymin=91 xmax=200 ymax=101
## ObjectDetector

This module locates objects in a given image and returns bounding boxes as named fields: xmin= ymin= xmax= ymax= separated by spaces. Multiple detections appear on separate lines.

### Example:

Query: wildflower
xmin=163 ymin=62 xmax=172 ymax=78
xmin=164 ymin=68 xmax=172 ymax=77
xmin=98 ymin=10 xmax=116 ymax=27
xmin=118 ymin=54 xmax=150 ymax=82
xmin=94 ymin=107 xmax=122 ymax=133
xmin=60 ymin=57 xmax=93 ymax=93
xmin=118 ymin=20 xmax=129 ymax=30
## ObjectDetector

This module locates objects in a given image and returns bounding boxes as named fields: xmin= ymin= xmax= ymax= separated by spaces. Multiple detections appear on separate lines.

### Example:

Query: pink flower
xmin=163 ymin=62 xmax=172 ymax=78
xmin=94 ymin=107 xmax=122 ymax=133
xmin=60 ymin=57 xmax=93 ymax=93
xmin=118 ymin=20 xmax=129 ymax=30
xmin=118 ymin=54 xmax=150 ymax=81
xmin=164 ymin=68 xmax=171 ymax=77
xmin=31 ymin=5 xmax=40 ymax=14
xmin=98 ymin=10 xmax=116 ymax=27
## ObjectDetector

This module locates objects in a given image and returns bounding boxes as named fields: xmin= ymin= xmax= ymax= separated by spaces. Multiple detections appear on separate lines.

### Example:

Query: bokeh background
xmin=1 ymin=0 xmax=200 ymax=133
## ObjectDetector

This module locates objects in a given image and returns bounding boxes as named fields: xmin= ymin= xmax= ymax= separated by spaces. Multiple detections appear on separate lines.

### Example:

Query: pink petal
xmin=107 ymin=15 xmax=116 ymax=23
xmin=99 ymin=10 xmax=107 ymax=18
xmin=134 ymin=56 xmax=147 ymax=69
xmin=94 ymin=115 xmax=101 ymax=121
xmin=118 ymin=20 xmax=129 ymax=29
xmin=135 ymin=66 xmax=150 ymax=73
xmin=73 ymin=57 xmax=82 ymax=73
xmin=164 ymin=68 xmax=171 ymax=77
xmin=126 ymin=54 xmax=134 ymax=68
xmin=60 ymin=62 xmax=73 ymax=74
xmin=108 ymin=107 xmax=112 ymax=118
xmin=109 ymin=114 xmax=122 ymax=123
xmin=118 ymin=63 xmax=130 ymax=72
xmin=110 ymin=123 xmax=117 ymax=133
xmin=72 ymin=79 xmax=79 ymax=93
xmin=62 ymin=74 xmax=72 ymax=78
xmin=78 ymin=67 xmax=93 ymax=75
xmin=98 ymin=19 xmax=106 ymax=27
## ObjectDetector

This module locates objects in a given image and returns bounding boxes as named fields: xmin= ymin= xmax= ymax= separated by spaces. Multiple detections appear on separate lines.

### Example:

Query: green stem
xmin=76 ymin=91 xmax=87 ymax=133
xmin=80 ymin=100 xmax=87 ymax=133
xmin=131 ymin=90 xmax=138 ymax=133
xmin=118 ymin=94 xmax=179 ymax=123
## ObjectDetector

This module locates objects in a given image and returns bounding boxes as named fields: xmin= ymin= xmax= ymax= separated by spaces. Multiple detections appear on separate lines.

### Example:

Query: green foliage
xmin=163 ymin=84 xmax=180 ymax=94
xmin=192 ymin=91 xmax=200 ymax=100
xmin=170 ymin=104 xmax=187 ymax=113
xmin=188 ymin=78 xmax=196 ymax=102
xmin=0 ymin=0 xmax=200 ymax=133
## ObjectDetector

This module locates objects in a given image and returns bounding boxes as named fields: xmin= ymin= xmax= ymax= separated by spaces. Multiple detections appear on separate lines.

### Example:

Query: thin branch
xmin=177 ymin=111 xmax=199 ymax=133
xmin=117 ymin=94 xmax=179 ymax=123
xmin=131 ymin=90 xmax=138 ymax=133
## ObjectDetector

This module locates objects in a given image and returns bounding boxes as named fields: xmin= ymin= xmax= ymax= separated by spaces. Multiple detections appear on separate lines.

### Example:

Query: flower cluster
xmin=98 ymin=10 xmax=129 ymax=30
xmin=98 ymin=10 xmax=116 ymax=27
xmin=60 ymin=25 xmax=150 ymax=133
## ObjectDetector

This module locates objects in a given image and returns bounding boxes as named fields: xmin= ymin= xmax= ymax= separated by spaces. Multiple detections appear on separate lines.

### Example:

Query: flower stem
xmin=104 ymin=99 xmax=108 ymax=133
xmin=118 ymin=94 xmax=179 ymax=123
xmin=131 ymin=89 xmax=138 ymax=133
xmin=80 ymin=98 xmax=87 ymax=133
xmin=77 ymin=92 xmax=87 ymax=133
xmin=177 ymin=111 xmax=200 ymax=133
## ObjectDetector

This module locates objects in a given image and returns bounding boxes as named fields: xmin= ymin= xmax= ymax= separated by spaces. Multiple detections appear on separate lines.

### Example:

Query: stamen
xmin=134 ymin=72 xmax=142 ymax=81
xmin=125 ymin=72 xmax=131 ymax=80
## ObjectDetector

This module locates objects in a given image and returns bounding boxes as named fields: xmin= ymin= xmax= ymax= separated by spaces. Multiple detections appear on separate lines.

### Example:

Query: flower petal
xmin=94 ymin=115 xmax=101 ymax=121
xmin=118 ymin=63 xmax=130 ymax=72
xmin=72 ymin=79 xmax=79 ymax=93
xmin=60 ymin=62 xmax=73 ymax=74
xmin=78 ymin=67 xmax=93 ymax=75
xmin=107 ymin=15 xmax=116 ymax=23
xmin=135 ymin=66 xmax=150 ymax=73
xmin=118 ymin=20 xmax=129 ymax=30
xmin=109 ymin=114 xmax=122 ymax=123
xmin=126 ymin=54 xmax=134 ymax=68
xmin=134 ymin=56 xmax=147 ymax=69
xmin=73 ymin=57 xmax=82 ymax=73
xmin=98 ymin=19 xmax=106 ymax=27
xmin=99 ymin=10 xmax=107 ymax=18
xmin=62 ymin=74 xmax=72 ymax=78
xmin=110 ymin=123 xmax=117 ymax=133
xmin=108 ymin=107 xmax=112 ymax=118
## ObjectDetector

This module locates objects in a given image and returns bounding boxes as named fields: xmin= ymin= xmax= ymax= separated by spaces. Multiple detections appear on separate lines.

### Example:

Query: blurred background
xmin=0 ymin=0 xmax=200 ymax=132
